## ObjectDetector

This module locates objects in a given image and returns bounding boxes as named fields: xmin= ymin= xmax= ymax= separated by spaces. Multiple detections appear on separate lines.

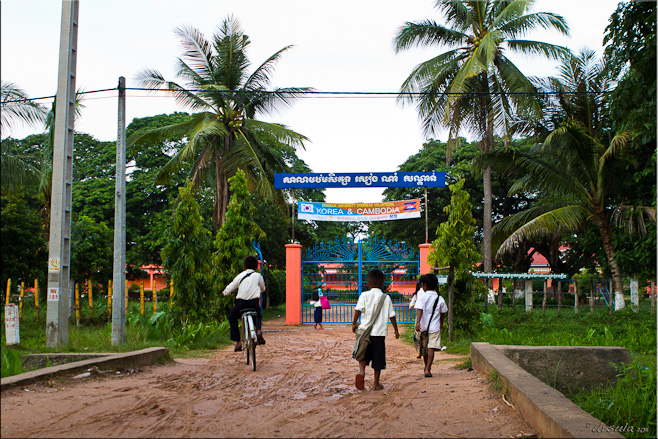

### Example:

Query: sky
xmin=2 ymin=0 xmax=623 ymax=204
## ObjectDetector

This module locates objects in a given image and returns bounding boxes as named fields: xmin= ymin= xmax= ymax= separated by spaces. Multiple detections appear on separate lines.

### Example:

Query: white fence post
xmin=630 ymin=279 xmax=639 ymax=312
xmin=525 ymin=279 xmax=533 ymax=313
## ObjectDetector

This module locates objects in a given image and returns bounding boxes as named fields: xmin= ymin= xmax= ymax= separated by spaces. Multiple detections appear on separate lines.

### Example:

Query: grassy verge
xmin=399 ymin=302 xmax=657 ymax=438
xmin=1 ymin=301 xmax=286 ymax=378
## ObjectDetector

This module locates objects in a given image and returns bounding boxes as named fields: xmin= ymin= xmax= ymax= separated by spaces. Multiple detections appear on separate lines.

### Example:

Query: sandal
xmin=355 ymin=373 xmax=365 ymax=390
xmin=234 ymin=343 xmax=243 ymax=352
xmin=424 ymin=372 xmax=432 ymax=378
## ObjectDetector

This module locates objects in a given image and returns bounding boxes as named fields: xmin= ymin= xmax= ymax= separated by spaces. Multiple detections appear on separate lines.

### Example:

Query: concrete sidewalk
xmin=1 ymin=347 xmax=169 ymax=391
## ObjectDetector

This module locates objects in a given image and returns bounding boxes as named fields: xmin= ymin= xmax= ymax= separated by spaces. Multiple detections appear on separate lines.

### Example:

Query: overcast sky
xmin=2 ymin=0 xmax=623 ymax=203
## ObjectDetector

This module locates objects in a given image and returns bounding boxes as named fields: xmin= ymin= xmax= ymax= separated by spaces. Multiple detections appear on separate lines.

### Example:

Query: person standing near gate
xmin=310 ymin=287 xmax=324 ymax=330
xmin=223 ymin=255 xmax=266 ymax=351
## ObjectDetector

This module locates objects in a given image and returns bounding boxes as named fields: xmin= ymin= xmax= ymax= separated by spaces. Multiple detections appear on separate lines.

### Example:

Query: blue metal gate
xmin=302 ymin=236 xmax=419 ymax=324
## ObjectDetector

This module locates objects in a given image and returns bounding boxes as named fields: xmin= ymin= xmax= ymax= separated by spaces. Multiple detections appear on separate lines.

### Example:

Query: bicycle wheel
xmin=250 ymin=337 xmax=256 ymax=371
xmin=244 ymin=339 xmax=250 ymax=365
xmin=242 ymin=319 xmax=250 ymax=365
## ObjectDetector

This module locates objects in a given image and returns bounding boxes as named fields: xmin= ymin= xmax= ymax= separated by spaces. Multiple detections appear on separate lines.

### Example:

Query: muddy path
xmin=1 ymin=318 xmax=534 ymax=438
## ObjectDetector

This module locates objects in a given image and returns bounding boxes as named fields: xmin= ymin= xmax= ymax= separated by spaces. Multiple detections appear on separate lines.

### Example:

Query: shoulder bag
xmin=419 ymin=295 xmax=439 ymax=351
xmin=352 ymin=295 xmax=387 ymax=361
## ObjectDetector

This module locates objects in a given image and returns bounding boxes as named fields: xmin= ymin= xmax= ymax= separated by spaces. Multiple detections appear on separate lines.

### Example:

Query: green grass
xmin=1 ymin=301 xmax=289 ymax=377
xmin=399 ymin=301 xmax=657 ymax=439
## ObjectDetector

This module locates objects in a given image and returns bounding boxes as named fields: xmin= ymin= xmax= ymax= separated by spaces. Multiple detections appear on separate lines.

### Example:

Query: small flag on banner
xmin=403 ymin=201 xmax=417 ymax=211
xmin=300 ymin=203 xmax=314 ymax=213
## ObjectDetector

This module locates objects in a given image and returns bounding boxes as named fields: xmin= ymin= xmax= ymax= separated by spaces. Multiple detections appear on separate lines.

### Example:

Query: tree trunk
xmin=590 ymin=279 xmax=595 ymax=313
xmin=594 ymin=211 xmax=625 ymax=311
xmin=651 ymin=279 xmax=655 ymax=316
xmin=542 ymin=280 xmax=547 ymax=313
xmin=448 ymin=264 xmax=455 ymax=342
xmin=213 ymin=138 xmax=232 ymax=233
xmin=574 ymin=281 xmax=579 ymax=314
xmin=482 ymin=164 xmax=493 ymax=273
xmin=497 ymin=279 xmax=503 ymax=311
xmin=512 ymin=279 xmax=516 ymax=308
xmin=557 ymin=280 xmax=562 ymax=315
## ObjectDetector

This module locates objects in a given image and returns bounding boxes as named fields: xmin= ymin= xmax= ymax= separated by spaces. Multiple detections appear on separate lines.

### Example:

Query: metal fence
xmin=301 ymin=237 xmax=419 ymax=323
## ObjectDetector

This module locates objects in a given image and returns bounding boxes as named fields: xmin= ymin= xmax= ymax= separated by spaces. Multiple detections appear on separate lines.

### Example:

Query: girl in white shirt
xmin=310 ymin=288 xmax=324 ymax=329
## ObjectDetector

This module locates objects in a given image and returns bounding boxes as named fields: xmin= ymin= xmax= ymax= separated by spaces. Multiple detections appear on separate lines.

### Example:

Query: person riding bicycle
xmin=222 ymin=255 xmax=266 ymax=351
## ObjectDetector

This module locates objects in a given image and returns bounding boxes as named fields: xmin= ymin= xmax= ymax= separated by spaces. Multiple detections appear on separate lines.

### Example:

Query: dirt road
xmin=1 ymin=318 xmax=534 ymax=438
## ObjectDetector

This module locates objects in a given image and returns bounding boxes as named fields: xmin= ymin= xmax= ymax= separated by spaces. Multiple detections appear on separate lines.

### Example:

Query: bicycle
xmin=240 ymin=308 xmax=259 ymax=371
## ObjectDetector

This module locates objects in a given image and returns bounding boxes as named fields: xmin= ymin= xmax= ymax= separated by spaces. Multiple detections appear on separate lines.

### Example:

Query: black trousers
xmin=228 ymin=298 xmax=262 ymax=342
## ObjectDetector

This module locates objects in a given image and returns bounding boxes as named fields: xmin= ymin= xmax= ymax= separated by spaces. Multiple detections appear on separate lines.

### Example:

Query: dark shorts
xmin=364 ymin=336 xmax=386 ymax=370
xmin=314 ymin=306 xmax=323 ymax=324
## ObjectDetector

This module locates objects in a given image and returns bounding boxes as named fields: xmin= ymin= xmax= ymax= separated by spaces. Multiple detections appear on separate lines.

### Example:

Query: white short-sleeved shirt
xmin=355 ymin=288 xmax=396 ymax=337
xmin=414 ymin=290 xmax=448 ymax=334
xmin=409 ymin=288 xmax=427 ymax=309
xmin=223 ymin=269 xmax=265 ymax=301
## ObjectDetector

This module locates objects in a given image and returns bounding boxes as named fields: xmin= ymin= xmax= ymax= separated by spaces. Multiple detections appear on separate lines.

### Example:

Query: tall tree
xmin=130 ymin=16 xmax=311 ymax=232
xmin=428 ymin=178 xmax=480 ymax=341
xmin=394 ymin=0 xmax=570 ymax=274
xmin=161 ymin=181 xmax=212 ymax=322
xmin=211 ymin=169 xmax=265 ymax=318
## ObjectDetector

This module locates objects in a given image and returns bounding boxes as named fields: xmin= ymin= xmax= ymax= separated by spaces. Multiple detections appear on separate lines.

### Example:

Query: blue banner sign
xmin=274 ymin=171 xmax=445 ymax=188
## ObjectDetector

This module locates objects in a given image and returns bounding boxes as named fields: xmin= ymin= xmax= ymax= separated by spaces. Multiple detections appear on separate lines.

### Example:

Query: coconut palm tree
xmin=394 ymin=0 xmax=570 ymax=274
xmin=130 ymin=16 xmax=311 ymax=231
xmin=1 ymin=81 xmax=46 ymax=194
xmin=482 ymin=49 xmax=655 ymax=311
xmin=481 ymin=122 xmax=653 ymax=310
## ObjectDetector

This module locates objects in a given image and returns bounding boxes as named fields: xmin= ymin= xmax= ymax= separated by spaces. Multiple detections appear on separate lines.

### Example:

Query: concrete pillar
xmin=630 ymin=279 xmax=639 ymax=312
xmin=419 ymin=243 xmax=432 ymax=274
xmin=525 ymin=279 xmax=533 ymax=312
xmin=285 ymin=244 xmax=302 ymax=325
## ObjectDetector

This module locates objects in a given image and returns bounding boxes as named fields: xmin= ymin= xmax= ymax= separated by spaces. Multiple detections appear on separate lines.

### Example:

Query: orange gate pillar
xmin=285 ymin=243 xmax=303 ymax=325
xmin=419 ymin=243 xmax=432 ymax=275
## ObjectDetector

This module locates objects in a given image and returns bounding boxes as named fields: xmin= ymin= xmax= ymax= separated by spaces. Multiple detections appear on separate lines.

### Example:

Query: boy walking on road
xmin=352 ymin=269 xmax=399 ymax=391
xmin=414 ymin=273 xmax=448 ymax=377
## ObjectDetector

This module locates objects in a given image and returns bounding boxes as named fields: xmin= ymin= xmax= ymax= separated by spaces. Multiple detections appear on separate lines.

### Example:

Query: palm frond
xmin=506 ymin=40 xmax=571 ymax=60
xmin=497 ymin=11 xmax=569 ymax=38
xmin=394 ymin=20 xmax=468 ymax=52
xmin=611 ymin=205 xmax=657 ymax=236
xmin=1 ymin=81 xmax=47 ymax=137
xmin=497 ymin=205 xmax=589 ymax=255
xmin=173 ymin=25 xmax=215 ymax=82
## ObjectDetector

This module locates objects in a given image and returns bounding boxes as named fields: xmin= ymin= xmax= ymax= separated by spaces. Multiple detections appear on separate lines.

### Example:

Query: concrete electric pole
xmin=112 ymin=77 xmax=127 ymax=345
xmin=46 ymin=0 xmax=79 ymax=348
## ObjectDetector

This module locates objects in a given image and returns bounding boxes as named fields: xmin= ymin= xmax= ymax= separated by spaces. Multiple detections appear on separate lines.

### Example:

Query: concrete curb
xmin=1 ymin=347 xmax=169 ymax=391
xmin=471 ymin=342 xmax=623 ymax=438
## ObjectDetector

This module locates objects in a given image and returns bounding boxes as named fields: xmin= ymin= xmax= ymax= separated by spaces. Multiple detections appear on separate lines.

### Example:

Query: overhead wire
xmin=1 ymin=85 xmax=612 ymax=105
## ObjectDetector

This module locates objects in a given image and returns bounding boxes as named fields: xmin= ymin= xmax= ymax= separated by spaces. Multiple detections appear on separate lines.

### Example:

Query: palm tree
xmin=483 ymin=49 xmax=655 ymax=311
xmin=1 ymin=81 xmax=46 ymax=194
xmin=394 ymin=0 xmax=570 ymax=274
xmin=482 ymin=122 xmax=653 ymax=310
xmin=129 ymin=16 xmax=311 ymax=231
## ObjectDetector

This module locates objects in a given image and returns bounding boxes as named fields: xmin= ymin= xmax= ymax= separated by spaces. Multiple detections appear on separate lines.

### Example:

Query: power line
xmin=1 ymin=85 xmax=612 ymax=105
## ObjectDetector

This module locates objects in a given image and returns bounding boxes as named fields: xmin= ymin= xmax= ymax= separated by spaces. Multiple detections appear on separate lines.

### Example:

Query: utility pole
xmin=424 ymin=187 xmax=429 ymax=243
xmin=46 ymin=0 xmax=79 ymax=348
xmin=112 ymin=77 xmax=127 ymax=345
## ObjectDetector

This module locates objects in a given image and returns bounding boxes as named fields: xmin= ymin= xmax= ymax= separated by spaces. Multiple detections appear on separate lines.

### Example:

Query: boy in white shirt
xmin=352 ymin=269 xmax=399 ymax=391
xmin=414 ymin=273 xmax=448 ymax=377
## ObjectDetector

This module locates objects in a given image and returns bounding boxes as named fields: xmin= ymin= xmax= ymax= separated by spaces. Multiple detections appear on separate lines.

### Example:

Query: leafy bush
xmin=268 ymin=269 xmax=286 ymax=307
xmin=1 ymin=348 xmax=23 ymax=378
